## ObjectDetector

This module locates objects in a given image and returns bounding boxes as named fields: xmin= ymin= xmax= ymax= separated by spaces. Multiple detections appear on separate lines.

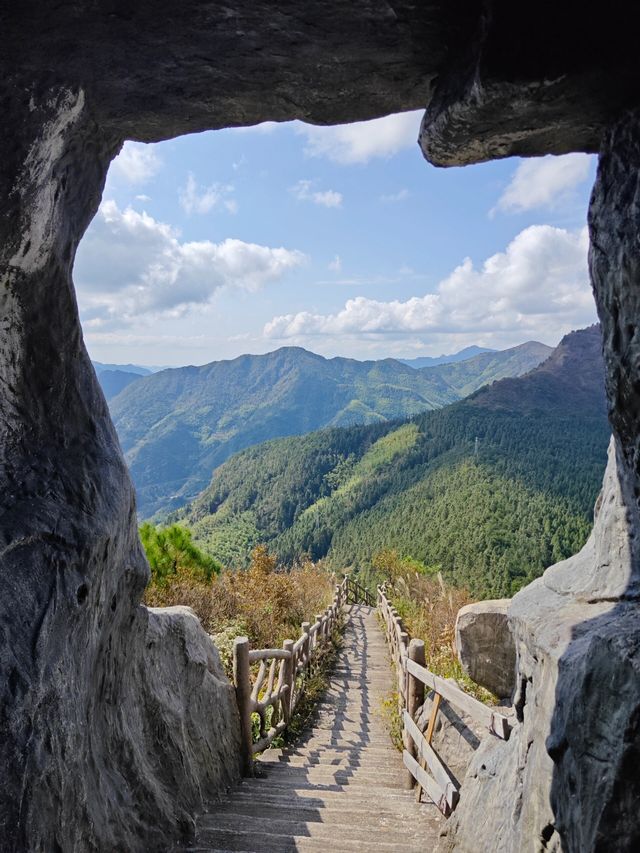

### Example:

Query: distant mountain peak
xmin=399 ymin=345 xmax=497 ymax=369
xmin=470 ymin=325 xmax=605 ymax=413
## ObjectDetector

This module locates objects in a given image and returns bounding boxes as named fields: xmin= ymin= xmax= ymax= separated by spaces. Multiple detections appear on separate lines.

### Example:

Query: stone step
xmin=260 ymin=763 xmax=405 ymax=781
xmin=210 ymin=798 xmax=434 ymax=822
xmin=197 ymin=812 xmax=416 ymax=840
xmin=259 ymin=759 xmax=405 ymax=776
xmin=236 ymin=776 xmax=400 ymax=796
xmin=228 ymin=785 xmax=419 ymax=806
xmin=190 ymin=826 xmax=430 ymax=852
xmin=274 ymin=745 xmax=398 ymax=759
xmin=266 ymin=755 xmax=397 ymax=768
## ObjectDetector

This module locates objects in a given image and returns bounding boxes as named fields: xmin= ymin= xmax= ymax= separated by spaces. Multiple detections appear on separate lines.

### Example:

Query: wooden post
xmin=282 ymin=639 xmax=294 ymax=721
xmin=301 ymin=621 xmax=311 ymax=669
xmin=233 ymin=636 xmax=254 ymax=777
xmin=416 ymin=692 xmax=442 ymax=803
xmin=404 ymin=639 xmax=426 ymax=789
xmin=315 ymin=614 xmax=324 ymax=645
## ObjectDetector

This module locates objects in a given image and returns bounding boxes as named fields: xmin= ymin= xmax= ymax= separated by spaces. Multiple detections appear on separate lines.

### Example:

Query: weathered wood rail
xmin=233 ymin=575 xmax=374 ymax=774
xmin=377 ymin=584 xmax=511 ymax=816
xmin=344 ymin=575 xmax=376 ymax=607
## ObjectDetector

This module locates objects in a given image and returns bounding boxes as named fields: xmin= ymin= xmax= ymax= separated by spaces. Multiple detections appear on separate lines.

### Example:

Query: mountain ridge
xmin=400 ymin=344 xmax=496 ymax=368
xmin=178 ymin=326 xmax=609 ymax=598
xmin=108 ymin=341 xmax=552 ymax=517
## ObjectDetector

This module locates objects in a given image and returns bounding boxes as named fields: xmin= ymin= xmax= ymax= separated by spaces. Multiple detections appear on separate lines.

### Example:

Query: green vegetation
xmin=177 ymin=327 xmax=609 ymax=600
xmin=139 ymin=522 xmax=222 ymax=585
xmin=143 ymin=543 xmax=335 ymax=673
xmin=109 ymin=343 xmax=550 ymax=517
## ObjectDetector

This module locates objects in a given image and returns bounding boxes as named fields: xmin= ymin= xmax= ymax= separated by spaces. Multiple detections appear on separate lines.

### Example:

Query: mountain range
xmin=399 ymin=345 xmax=495 ymax=369
xmin=177 ymin=326 xmax=609 ymax=599
xmin=106 ymin=341 xmax=551 ymax=517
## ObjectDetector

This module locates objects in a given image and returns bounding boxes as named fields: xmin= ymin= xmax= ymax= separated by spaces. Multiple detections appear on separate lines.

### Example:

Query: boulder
xmin=455 ymin=600 xmax=516 ymax=700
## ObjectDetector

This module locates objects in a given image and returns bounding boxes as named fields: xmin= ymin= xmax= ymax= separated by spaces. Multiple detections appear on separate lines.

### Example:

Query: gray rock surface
xmin=419 ymin=3 xmax=640 ymax=165
xmin=455 ymin=600 xmax=515 ymax=699
xmin=3 ymin=3 xmax=640 ymax=851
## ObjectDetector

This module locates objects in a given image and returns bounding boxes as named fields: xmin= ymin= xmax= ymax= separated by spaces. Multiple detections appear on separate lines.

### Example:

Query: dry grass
xmin=372 ymin=549 xmax=494 ymax=702
xmin=144 ymin=545 xmax=335 ymax=674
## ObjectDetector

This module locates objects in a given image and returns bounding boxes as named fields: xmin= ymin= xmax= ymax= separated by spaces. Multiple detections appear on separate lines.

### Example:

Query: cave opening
xmin=4 ymin=2 xmax=640 ymax=850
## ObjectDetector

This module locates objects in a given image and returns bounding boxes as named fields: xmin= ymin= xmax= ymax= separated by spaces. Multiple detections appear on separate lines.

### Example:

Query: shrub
xmin=140 ymin=522 xmax=222 ymax=585
xmin=143 ymin=543 xmax=335 ymax=676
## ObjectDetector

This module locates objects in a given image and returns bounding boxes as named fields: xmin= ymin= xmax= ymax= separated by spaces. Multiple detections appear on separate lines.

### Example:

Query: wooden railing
xmin=233 ymin=576 xmax=348 ymax=775
xmin=377 ymin=585 xmax=511 ymax=817
xmin=344 ymin=575 xmax=375 ymax=607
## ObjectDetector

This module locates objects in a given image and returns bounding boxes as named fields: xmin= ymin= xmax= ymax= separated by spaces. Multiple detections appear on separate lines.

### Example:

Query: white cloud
xmin=264 ymin=225 xmax=594 ymax=343
xmin=110 ymin=142 xmax=162 ymax=184
xmin=75 ymin=201 xmax=306 ymax=330
xmin=135 ymin=194 xmax=151 ymax=202
xmin=179 ymin=173 xmax=238 ymax=215
xmin=381 ymin=188 xmax=410 ymax=203
xmin=329 ymin=255 xmax=342 ymax=272
xmin=493 ymin=153 xmax=593 ymax=215
xmin=297 ymin=111 xmax=422 ymax=164
xmin=291 ymin=179 xmax=343 ymax=208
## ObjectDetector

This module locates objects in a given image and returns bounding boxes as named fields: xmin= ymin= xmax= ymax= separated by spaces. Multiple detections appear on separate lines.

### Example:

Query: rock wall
xmin=3 ymin=2 xmax=640 ymax=851
xmin=0 ymin=89 xmax=241 ymax=851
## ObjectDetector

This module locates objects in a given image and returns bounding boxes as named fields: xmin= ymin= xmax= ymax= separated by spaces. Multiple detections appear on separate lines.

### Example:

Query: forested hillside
xmin=178 ymin=327 xmax=609 ymax=599
xmin=109 ymin=342 xmax=550 ymax=517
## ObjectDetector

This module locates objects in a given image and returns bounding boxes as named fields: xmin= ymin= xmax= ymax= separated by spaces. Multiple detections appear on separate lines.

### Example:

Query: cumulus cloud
xmin=297 ymin=111 xmax=422 ymax=164
xmin=110 ymin=141 xmax=162 ymax=184
xmin=329 ymin=255 xmax=342 ymax=272
xmin=179 ymin=173 xmax=238 ymax=215
xmin=493 ymin=153 xmax=593 ymax=215
xmin=264 ymin=225 xmax=594 ymax=343
xmin=291 ymin=179 xmax=343 ymax=208
xmin=75 ymin=201 xmax=306 ymax=329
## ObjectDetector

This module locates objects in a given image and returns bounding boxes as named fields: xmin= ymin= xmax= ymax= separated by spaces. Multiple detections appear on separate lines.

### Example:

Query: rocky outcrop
xmin=0 ymin=89 xmax=242 ymax=852
xmin=455 ymin=600 xmax=515 ymax=699
xmin=419 ymin=2 xmax=640 ymax=165
xmin=3 ymin=2 xmax=640 ymax=851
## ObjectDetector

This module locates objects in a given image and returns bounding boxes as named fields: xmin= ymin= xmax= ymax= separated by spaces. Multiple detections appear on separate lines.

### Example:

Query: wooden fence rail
xmin=233 ymin=576 xmax=350 ymax=775
xmin=344 ymin=576 xmax=376 ymax=607
xmin=377 ymin=584 xmax=511 ymax=816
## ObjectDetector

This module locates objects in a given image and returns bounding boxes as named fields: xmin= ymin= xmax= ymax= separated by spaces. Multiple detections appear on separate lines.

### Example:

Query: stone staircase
xmin=183 ymin=605 xmax=443 ymax=852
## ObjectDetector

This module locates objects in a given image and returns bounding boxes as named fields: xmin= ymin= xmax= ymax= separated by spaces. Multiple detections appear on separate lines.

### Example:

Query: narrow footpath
xmin=186 ymin=604 xmax=443 ymax=852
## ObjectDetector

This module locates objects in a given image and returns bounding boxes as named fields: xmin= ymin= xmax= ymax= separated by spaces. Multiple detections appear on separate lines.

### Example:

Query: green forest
xmin=169 ymin=326 xmax=610 ymax=599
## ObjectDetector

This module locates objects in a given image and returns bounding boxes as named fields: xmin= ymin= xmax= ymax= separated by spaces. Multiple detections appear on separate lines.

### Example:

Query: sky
xmin=74 ymin=110 xmax=599 ymax=367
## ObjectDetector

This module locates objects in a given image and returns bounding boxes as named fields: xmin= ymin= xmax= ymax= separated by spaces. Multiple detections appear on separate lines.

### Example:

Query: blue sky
xmin=74 ymin=111 xmax=598 ymax=366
